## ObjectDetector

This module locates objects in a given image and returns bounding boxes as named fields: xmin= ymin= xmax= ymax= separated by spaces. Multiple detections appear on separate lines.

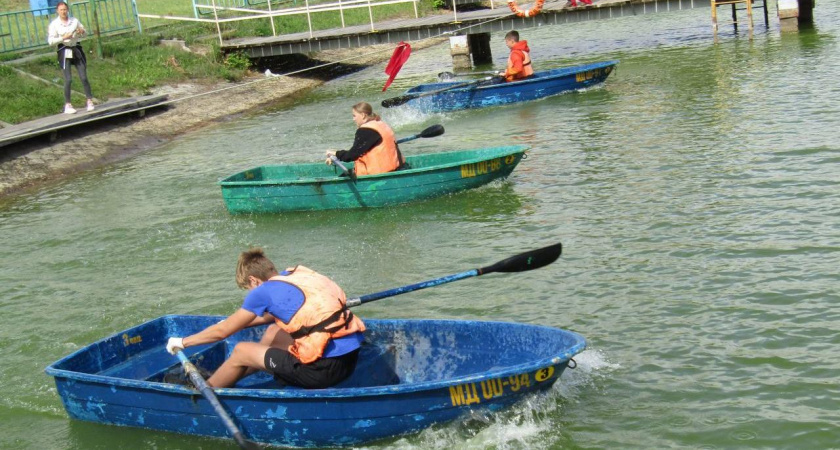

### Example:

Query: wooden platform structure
xmin=223 ymin=0 xmax=713 ymax=58
xmin=0 ymin=94 xmax=168 ymax=149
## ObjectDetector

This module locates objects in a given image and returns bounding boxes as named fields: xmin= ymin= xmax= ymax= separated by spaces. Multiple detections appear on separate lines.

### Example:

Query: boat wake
xmin=364 ymin=349 xmax=618 ymax=450
xmin=384 ymin=107 xmax=447 ymax=129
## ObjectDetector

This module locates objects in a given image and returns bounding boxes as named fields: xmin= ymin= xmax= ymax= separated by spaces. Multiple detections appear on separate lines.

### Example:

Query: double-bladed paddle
xmin=174 ymin=351 xmax=259 ymax=450
xmin=346 ymin=242 xmax=562 ymax=307
xmin=381 ymin=76 xmax=500 ymax=108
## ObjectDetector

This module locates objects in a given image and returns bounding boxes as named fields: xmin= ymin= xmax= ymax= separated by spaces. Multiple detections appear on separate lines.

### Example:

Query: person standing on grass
xmin=47 ymin=1 xmax=95 ymax=114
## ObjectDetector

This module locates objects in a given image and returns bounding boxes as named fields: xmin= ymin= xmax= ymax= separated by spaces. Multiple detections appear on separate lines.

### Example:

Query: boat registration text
xmin=449 ymin=366 xmax=555 ymax=406
xmin=461 ymin=156 xmax=515 ymax=178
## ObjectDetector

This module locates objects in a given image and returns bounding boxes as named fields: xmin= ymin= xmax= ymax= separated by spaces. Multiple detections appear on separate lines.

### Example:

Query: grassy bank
xmin=1 ymin=32 xmax=248 ymax=123
xmin=0 ymin=0 xmax=442 ymax=125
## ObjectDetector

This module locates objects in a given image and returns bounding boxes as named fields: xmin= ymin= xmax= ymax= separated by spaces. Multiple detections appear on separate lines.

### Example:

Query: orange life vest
xmin=269 ymin=265 xmax=366 ymax=364
xmin=355 ymin=120 xmax=400 ymax=176
xmin=506 ymin=42 xmax=534 ymax=82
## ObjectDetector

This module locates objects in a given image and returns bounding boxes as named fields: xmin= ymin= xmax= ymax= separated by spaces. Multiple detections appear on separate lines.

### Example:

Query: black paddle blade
xmin=420 ymin=124 xmax=445 ymax=138
xmin=381 ymin=95 xmax=414 ymax=108
xmin=478 ymin=242 xmax=562 ymax=275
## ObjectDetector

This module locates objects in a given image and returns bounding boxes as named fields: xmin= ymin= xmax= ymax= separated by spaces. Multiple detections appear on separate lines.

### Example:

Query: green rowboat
xmin=219 ymin=145 xmax=527 ymax=213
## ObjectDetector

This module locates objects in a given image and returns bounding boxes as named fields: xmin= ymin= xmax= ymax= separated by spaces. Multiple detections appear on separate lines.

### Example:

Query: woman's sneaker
xmin=86 ymin=100 xmax=95 ymax=112
xmin=64 ymin=104 xmax=77 ymax=114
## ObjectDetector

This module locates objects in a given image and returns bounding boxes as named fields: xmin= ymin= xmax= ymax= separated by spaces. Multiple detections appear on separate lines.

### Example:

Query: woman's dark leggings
xmin=63 ymin=60 xmax=92 ymax=103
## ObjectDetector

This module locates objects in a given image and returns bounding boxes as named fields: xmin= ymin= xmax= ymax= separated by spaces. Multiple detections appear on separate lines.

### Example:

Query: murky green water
xmin=2 ymin=3 xmax=839 ymax=449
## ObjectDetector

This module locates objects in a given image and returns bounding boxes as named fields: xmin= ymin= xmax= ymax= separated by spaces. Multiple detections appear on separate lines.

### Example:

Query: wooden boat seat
xmin=128 ymin=342 xmax=227 ymax=383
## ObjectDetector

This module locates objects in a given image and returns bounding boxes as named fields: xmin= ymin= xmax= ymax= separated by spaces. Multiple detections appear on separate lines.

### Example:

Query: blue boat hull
xmin=46 ymin=315 xmax=586 ymax=447
xmin=403 ymin=60 xmax=618 ymax=113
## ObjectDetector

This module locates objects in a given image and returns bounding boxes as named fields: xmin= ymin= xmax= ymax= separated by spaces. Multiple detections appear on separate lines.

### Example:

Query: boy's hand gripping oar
xmin=174 ymin=351 xmax=259 ymax=449
xmin=346 ymin=242 xmax=562 ymax=307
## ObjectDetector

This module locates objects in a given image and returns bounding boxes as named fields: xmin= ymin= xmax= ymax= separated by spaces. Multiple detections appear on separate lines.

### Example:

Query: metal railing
xmin=0 ymin=0 xmax=140 ymax=54
xmin=140 ymin=0 xmax=419 ymax=43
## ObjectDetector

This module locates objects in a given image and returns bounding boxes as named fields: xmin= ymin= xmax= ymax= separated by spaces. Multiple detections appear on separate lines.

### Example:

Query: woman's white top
xmin=47 ymin=16 xmax=83 ymax=47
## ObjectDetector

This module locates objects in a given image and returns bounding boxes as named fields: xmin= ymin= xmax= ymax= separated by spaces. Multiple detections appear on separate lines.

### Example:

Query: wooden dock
xmin=223 ymin=0 xmax=712 ymax=57
xmin=0 ymin=94 xmax=169 ymax=149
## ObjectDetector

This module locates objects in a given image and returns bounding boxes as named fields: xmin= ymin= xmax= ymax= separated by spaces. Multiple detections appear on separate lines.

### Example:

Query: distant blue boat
xmin=46 ymin=315 xmax=585 ymax=447
xmin=399 ymin=60 xmax=618 ymax=113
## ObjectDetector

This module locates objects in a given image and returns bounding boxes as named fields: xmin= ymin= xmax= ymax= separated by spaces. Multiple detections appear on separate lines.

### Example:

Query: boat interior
xmin=48 ymin=315 xmax=582 ymax=391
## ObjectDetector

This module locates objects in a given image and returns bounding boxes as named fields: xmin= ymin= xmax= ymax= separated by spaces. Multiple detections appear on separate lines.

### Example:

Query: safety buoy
xmin=507 ymin=0 xmax=545 ymax=17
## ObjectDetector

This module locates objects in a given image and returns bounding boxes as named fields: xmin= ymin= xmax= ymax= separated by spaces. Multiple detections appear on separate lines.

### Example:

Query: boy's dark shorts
xmin=264 ymin=347 xmax=359 ymax=389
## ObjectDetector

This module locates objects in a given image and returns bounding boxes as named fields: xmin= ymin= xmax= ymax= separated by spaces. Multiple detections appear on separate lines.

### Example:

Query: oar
xmin=381 ymin=76 xmax=499 ymax=108
xmin=329 ymin=155 xmax=357 ymax=182
xmin=174 ymin=351 xmax=258 ymax=450
xmin=345 ymin=242 xmax=562 ymax=307
xmin=438 ymin=70 xmax=500 ymax=80
xmin=396 ymin=124 xmax=445 ymax=144
xmin=328 ymin=125 xmax=442 ymax=178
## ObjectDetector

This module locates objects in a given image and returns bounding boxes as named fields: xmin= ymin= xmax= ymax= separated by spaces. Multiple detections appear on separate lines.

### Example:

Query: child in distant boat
xmin=326 ymin=102 xmax=405 ymax=176
xmin=499 ymin=30 xmax=534 ymax=83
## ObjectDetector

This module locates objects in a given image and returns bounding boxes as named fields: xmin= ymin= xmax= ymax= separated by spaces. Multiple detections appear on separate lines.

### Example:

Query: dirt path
xmin=0 ymin=40 xmax=444 ymax=198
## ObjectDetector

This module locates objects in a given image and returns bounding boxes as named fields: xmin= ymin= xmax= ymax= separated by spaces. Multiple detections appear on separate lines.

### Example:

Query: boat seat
xmin=141 ymin=342 xmax=227 ymax=383
xmin=231 ymin=341 xmax=400 ymax=390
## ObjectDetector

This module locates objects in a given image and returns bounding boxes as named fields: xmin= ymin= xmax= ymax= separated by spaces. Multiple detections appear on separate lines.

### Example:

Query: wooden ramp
xmin=0 ymin=94 xmax=169 ymax=149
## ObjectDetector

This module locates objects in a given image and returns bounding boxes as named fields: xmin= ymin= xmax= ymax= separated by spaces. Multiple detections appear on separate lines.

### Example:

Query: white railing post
xmin=305 ymin=0 xmax=313 ymax=38
xmin=266 ymin=0 xmax=276 ymax=35
xmin=339 ymin=0 xmax=345 ymax=27
xmin=413 ymin=0 xmax=418 ymax=18
xmin=368 ymin=0 xmax=375 ymax=32
xmin=212 ymin=0 xmax=223 ymax=46
xmin=453 ymin=0 xmax=458 ymax=23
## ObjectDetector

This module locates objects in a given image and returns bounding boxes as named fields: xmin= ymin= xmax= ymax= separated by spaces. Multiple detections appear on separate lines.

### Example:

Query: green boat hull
xmin=219 ymin=145 xmax=528 ymax=213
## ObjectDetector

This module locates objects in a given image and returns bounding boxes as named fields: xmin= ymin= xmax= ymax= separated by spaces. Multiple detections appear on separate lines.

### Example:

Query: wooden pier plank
xmin=0 ymin=94 xmax=169 ymax=149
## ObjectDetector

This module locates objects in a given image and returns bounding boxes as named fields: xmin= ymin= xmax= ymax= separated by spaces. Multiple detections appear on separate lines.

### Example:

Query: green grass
xmin=1 ymin=0 xmax=444 ymax=124
xmin=0 ymin=64 xmax=68 ymax=122
xmin=0 ymin=32 xmax=248 ymax=123
xmin=0 ymin=0 xmax=28 ymax=12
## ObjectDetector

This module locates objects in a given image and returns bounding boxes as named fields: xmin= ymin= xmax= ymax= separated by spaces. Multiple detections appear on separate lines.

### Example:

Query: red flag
xmin=382 ymin=41 xmax=411 ymax=92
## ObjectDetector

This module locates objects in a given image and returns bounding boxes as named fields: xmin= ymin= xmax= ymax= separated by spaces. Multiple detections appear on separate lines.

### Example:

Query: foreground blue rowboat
xmin=46 ymin=315 xmax=585 ymax=447
xmin=219 ymin=145 xmax=527 ymax=214
xmin=401 ymin=60 xmax=618 ymax=113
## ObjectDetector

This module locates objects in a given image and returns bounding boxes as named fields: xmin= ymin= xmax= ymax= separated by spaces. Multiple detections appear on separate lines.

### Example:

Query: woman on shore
xmin=47 ymin=1 xmax=95 ymax=114
xmin=326 ymin=102 xmax=404 ymax=176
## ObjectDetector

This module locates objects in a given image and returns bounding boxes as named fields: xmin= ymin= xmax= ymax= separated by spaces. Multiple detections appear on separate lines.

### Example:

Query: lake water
xmin=1 ymin=3 xmax=839 ymax=449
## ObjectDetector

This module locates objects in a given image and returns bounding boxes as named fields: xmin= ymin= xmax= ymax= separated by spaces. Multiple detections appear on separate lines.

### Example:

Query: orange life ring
xmin=507 ymin=0 xmax=545 ymax=17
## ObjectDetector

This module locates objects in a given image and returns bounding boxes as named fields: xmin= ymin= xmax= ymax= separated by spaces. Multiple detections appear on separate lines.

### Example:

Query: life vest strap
xmin=289 ymin=306 xmax=353 ymax=339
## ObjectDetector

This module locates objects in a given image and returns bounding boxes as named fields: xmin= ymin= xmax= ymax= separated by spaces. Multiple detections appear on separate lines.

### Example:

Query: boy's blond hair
xmin=235 ymin=248 xmax=278 ymax=289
